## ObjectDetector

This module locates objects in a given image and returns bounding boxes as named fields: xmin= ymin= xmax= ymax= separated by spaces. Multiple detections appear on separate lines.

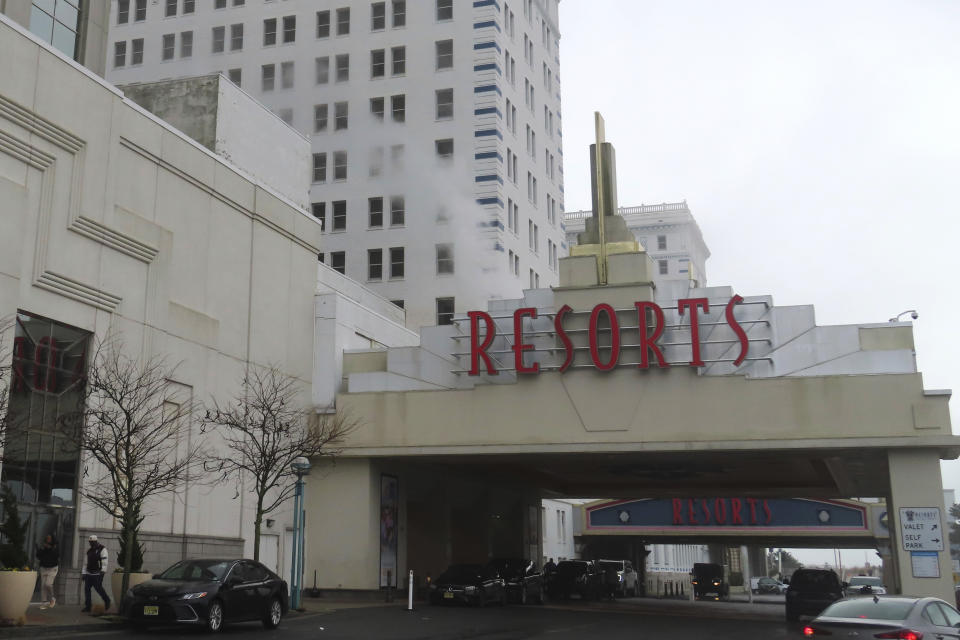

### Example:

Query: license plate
xmin=143 ymin=605 xmax=159 ymax=616
xmin=443 ymin=592 xmax=454 ymax=599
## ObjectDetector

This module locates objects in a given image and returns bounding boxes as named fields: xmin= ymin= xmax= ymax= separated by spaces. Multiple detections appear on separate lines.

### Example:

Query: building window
xmin=334 ymin=101 xmax=348 ymax=130
xmin=318 ymin=252 xmax=324 ymax=263
xmin=165 ymin=0 xmax=177 ymax=17
xmin=389 ymin=247 xmax=405 ymax=278
xmin=113 ymin=41 xmax=126 ymax=68
xmin=0 ymin=311 xmax=90 ymax=566
xmin=315 ymin=56 xmax=330 ymax=84
xmin=331 ymin=251 xmax=345 ymax=274
xmin=435 ymin=138 xmax=453 ymax=159
xmin=183 ymin=0 xmax=195 ymax=14
xmin=227 ymin=67 xmax=241 ymax=86
xmin=391 ymin=300 xmax=404 ymax=309
xmin=333 ymin=151 xmax=348 ymax=181
xmin=118 ymin=0 xmax=130 ymax=24
xmin=658 ymin=259 xmax=668 ymax=275
xmin=391 ymin=94 xmax=405 ymax=122
xmin=391 ymin=46 xmax=405 ymax=75
xmin=390 ymin=144 xmax=404 ymax=167
xmin=312 ymin=152 xmax=327 ymax=183
xmin=371 ymin=2 xmax=385 ymax=30
xmin=368 ymin=249 xmax=383 ymax=280
xmin=392 ymin=0 xmax=406 ymax=27
xmin=230 ymin=23 xmax=243 ymax=51
xmin=369 ymin=147 xmax=384 ymax=176
xmin=371 ymin=49 xmax=385 ymax=78
xmin=316 ymin=10 xmax=330 ymax=38
xmin=314 ymin=104 xmax=328 ymax=132
xmin=277 ymin=107 xmax=293 ymax=124
xmin=368 ymin=197 xmax=383 ymax=227
xmin=283 ymin=15 xmax=296 ymax=43
xmin=233 ymin=0 xmax=244 ymax=6
xmin=135 ymin=0 xmax=146 ymax=20
xmin=131 ymin=38 xmax=143 ymax=64
xmin=436 ymin=244 xmax=454 ymax=275
xmin=263 ymin=18 xmax=276 ymax=45
xmin=215 ymin=0 xmax=226 ymax=7
xmin=311 ymin=202 xmax=326 ymax=229
xmin=657 ymin=235 xmax=667 ymax=250
xmin=370 ymin=97 xmax=385 ymax=120
xmin=435 ymin=39 xmax=453 ymax=70
xmin=436 ymin=88 xmax=453 ymax=119
xmin=436 ymin=0 xmax=453 ymax=20
xmin=280 ymin=61 xmax=294 ymax=89
xmin=336 ymin=7 xmax=350 ymax=35
xmin=212 ymin=26 xmax=225 ymax=53
xmin=436 ymin=297 xmax=454 ymax=325
xmin=336 ymin=54 xmax=350 ymax=81
xmin=261 ymin=63 xmax=275 ymax=91
xmin=180 ymin=31 xmax=193 ymax=58
xmin=332 ymin=200 xmax=347 ymax=231
xmin=390 ymin=196 xmax=404 ymax=226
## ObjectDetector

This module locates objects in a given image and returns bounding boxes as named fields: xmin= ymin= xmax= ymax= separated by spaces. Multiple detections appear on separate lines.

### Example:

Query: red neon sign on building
xmin=467 ymin=295 xmax=749 ymax=376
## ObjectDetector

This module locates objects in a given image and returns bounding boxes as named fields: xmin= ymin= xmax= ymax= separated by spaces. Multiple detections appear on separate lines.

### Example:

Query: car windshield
xmin=694 ymin=564 xmax=723 ymax=578
xmin=849 ymin=577 xmax=883 ymax=587
xmin=821 ymin=598 xmax=915 ymax=621
xmin=439 ymin=565 xmax=483 ymax=583
xmin=791 ymin=571 xmax=839 ymax=589
xmin=489 ymin=559 xmax=526 ymax=572
xmin=158 ymin=560 xmax=232 ymax=581
xmin=597 ymin=561 xmax=623 ymax=571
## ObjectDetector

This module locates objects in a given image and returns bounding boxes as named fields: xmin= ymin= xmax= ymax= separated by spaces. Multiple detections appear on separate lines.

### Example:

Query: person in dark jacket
xmin=36 ymin=534 xmax=59 ymax=608
xmin=81 ymin=535 xmax=111 ymax=613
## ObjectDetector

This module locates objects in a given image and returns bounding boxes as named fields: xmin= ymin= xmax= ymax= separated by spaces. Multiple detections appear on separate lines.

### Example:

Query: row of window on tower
xmin=117 ymin=1 xmax=455 ymax=28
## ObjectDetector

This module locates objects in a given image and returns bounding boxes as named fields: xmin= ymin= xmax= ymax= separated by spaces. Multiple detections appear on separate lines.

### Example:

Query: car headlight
xmin=180 ymin=592 xmax=208 ymax=600
xmin=464 ymin=586 xmax=476 ymax=594
xmin=713 ymin=581 xmax=720 ymax=585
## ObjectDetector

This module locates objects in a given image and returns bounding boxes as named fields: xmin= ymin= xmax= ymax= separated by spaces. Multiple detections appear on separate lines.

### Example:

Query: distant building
xmin=541 ymin=498 xmax=577 ymax=564
xmin=105 ymin=0 xmax=566 ymax=329
xmin=564 ymin=201 xmax=710 ymax=290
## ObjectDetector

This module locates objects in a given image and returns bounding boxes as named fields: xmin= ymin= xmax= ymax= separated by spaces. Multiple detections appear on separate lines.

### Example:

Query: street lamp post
xmin=888 ymin=310 xmax=918 ymax=322
xmin=290 ymin=456 xmax=311 ymax=610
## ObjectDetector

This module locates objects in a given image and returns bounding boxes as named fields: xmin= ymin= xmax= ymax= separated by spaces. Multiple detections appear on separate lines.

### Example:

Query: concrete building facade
xmin=105 ymin=0 xmax=566 ymax=329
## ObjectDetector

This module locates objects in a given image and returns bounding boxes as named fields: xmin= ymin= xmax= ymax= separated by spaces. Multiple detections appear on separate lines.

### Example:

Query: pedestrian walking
xmin=81 ymin=535 xmax=111 ymax=613
xmin=36 ymin=534 xmax=59 ymax=609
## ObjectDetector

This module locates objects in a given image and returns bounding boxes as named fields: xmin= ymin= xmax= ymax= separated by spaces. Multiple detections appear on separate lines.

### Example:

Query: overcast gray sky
xmin=557 ymin=0 xmax=960 ymax=566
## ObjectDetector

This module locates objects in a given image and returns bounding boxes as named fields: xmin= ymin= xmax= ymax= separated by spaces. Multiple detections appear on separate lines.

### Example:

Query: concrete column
xmin=887 ymin=448 xmax=953 ymax=602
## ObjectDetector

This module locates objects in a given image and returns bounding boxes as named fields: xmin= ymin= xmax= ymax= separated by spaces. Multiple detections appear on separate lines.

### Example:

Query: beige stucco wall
xmin=0 ymin=18 xmax=321 ymax=565
xmin=336 ymin=367 xmax=951 ymax=454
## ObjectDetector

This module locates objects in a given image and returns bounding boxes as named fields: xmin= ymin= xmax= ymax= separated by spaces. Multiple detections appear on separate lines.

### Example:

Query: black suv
xmin=785 ymin=569 xmax=844 ymax=622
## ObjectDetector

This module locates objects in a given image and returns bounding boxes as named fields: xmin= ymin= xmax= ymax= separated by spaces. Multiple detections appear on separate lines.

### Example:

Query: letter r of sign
xmin=468 ymin=311 xmax=498 ymax=376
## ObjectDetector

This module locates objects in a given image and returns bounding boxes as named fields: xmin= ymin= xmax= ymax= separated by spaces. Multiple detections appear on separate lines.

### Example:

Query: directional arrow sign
xmin=899 ymin=507 xmax=945 ymax=552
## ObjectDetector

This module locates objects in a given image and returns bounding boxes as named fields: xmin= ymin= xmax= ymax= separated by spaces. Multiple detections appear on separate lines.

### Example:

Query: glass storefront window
xmin=1 ymin=311 xmax=89 ymax=569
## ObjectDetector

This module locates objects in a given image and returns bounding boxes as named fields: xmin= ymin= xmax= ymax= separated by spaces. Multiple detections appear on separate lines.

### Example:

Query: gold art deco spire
xmin=569 ymin=112 xmax=640 ymax=284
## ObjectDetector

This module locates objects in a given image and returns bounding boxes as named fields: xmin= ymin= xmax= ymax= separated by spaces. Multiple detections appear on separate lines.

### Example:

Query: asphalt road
xmin=44 ymin=601 xmax=810 ymax=640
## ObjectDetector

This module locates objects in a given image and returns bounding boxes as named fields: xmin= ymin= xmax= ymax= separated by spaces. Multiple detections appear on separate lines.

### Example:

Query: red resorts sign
xmin=466 ymin=295 xmax=749 ymax=376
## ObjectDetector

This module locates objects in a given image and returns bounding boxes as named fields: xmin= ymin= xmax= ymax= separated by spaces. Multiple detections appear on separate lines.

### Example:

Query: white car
xmin=844 ymin=575 xmax=887 ymax=596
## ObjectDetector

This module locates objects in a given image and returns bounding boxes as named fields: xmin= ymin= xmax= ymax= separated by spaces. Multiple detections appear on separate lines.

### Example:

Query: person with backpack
xmin=36 ymin=534 xmax=59 ymax=609
xmin=81 ymin=535 xmax=111 ymax=613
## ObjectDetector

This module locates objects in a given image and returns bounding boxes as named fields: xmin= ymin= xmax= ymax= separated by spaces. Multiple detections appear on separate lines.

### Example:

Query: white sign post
xmin=898 ymin=507 xmax=944 ymax=551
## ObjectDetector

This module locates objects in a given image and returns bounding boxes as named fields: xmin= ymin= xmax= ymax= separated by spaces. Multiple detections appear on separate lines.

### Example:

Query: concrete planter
xmin=111 ymin=572 xmax=152 ymax=605
xmin=0 ymin=570 xmax=37 ymax=622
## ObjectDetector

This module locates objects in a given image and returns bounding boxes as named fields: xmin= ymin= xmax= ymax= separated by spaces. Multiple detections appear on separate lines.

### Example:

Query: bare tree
xmin=59 ymin=338 xmax=206 ymax=596
xmin=203 ymin=366 xmax=357 ymax=562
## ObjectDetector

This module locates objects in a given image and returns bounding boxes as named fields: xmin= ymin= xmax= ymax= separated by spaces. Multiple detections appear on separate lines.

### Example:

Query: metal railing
xmin=563 ymin=201 xmax=689 ymax=221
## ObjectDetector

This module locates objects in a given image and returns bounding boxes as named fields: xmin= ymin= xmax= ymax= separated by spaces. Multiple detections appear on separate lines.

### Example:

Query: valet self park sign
xmin=465 ymin=295 xmax=751 ymax=376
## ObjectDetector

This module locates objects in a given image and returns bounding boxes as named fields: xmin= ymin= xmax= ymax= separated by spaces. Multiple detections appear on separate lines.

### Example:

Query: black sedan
xmin=488 ymin=558 xmax=544 ymax=604
xmin=121 ymin=558 xmax=289 ymax=632
xmin=547 ymin=560 xmax=603 ymax=601
xmin=803 ymin=595 xmax=960 ymax=638
xmin=429 ymin=564 xmax=507 ymax=607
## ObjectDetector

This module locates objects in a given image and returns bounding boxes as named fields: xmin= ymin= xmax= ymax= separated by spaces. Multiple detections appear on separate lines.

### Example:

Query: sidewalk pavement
xmin=0 ymin=597 xmax=393 ymax=636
